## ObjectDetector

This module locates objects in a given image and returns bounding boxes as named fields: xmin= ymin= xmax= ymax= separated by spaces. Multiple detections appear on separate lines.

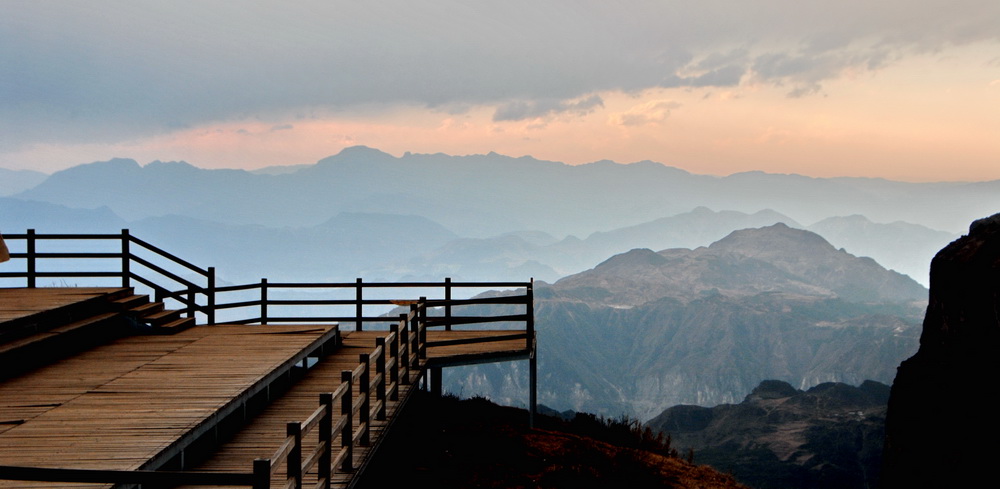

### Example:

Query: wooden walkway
xmin=0 ymin=320 xmax=338 ymax=488
xmin=0 ymin=288 xmax=533 ymax=489
xmin=173 ymin=329 xmax=532 ymax=489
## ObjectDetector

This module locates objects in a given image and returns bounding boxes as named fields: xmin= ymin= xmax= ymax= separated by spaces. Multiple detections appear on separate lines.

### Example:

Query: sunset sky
xmin=2 ymin=1 xmax=998 ymax=181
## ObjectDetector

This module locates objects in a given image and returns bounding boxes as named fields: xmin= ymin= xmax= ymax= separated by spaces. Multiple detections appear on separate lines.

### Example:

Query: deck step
xmin=104 ymin=287 xmax=137 ymax=301
xmin=145 ymin=308 xmax=181 ymax=326
xmin=0 ymin=312 xmax=127 ymax=378
xmin=129 ymin=301 xmax=164 ymax=317
xmin=155 ymin=317 xmax=196 ymax=334
xmin=113 ymin=294 xmax=150 ymax=310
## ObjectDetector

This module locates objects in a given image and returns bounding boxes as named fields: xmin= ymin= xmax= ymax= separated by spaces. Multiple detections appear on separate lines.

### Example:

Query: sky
xmin=2 ymin=1 xmax=999 ymax=182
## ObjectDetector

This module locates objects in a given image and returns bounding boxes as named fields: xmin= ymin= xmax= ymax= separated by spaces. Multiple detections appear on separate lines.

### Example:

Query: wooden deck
xmin=0 ymin=288 xmax=533 ymax=489
xmin=0 ymin=319 xmax=338 ymax=487
xmin=172 ymin=329 xmax=532 ymax=489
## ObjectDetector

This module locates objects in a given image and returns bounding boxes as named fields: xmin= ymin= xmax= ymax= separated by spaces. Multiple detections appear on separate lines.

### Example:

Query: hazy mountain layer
xmin=4 ymin=194 xmax=949 ymax=289
xmin=806 ymin=215 xmax=957 ymax=286
xmin=444 ymin=225 xmax=926 ymax=420
xmin=0 ymin=168 xmax=47 ymax=197
xmin=14 ymin=147 xmax=1000 ymax=236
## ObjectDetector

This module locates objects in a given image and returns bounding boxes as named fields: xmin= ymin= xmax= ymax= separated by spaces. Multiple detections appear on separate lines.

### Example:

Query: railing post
xmin=409 ymin=305 xmax=419 ymax=369
xmin=528 ymin=278 xmax=537 ymax=428
xmin=418 ymin=297 xmax=427 ymax=360
xmin=121 ymin=229 xmax=130 ymax=288
xmin=318 ymin=393 xmax=333 ymax=489
xmin=430 ymin=367 xmax=442 ymax=397
xmin=261 ymin=278 xmax=268 ymax=325
xmin=340 ymin=370 xmax=353 ymax=472
xmin=375 ymin=337 xmax=387 ymax=421
xmin=26 ymin=229 xmax=35 ymax=288
xmin=355 ymin=277 xmax=363 ymax=331
xmin=207 ymin=266 xmax=216 ymax=325
xmin=389 ymin=324 xmax=400 ymax=399
xmin=527 ymin=278 xmax=535 ymax=350
xmin=286 ymin=422 xmax=302 ymax=489
xmin=359 ymin=353 xmax=370 ymax=446
xmin=187 ymin=289 xmax=196 ymax=319
xmin=253 ymin=458 xmax=271 ymax=489
xmin=398 ymin=315 xmax=410 ymax=385
xmin=444 ymin=277 xmax=452 ymax=331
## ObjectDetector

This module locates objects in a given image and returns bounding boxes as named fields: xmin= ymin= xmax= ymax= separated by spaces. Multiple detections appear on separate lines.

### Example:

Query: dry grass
xmin=357 ymin=392 xmax=748 ymax=489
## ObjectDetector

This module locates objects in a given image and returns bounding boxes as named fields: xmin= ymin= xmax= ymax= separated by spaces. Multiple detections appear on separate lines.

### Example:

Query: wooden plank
xmin=0 ymin=323 xmax=337 ymax=489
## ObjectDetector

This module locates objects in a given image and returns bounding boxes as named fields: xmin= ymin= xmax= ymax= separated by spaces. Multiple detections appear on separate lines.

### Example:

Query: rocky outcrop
xmin=647 ymin=380 xmax=890 ymax=489
xmin=882 ymin=213 xmax=1000 ymax=488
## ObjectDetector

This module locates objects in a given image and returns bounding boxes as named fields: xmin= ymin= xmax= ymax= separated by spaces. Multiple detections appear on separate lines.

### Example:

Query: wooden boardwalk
xmin=173 ymin=329 xmax=532 ymax=489
xmin=0 ymin=288 xmax=533 ymax=489
xmin=0 ymin=318 xmax=338 ymax=487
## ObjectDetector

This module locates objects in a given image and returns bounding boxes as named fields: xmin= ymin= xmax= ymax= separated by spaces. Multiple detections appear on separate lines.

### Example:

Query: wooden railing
xmin=0 ymin=230 xmax=216 ymax=322
xmin=0 ymin=230 xmax=533 ymax=347
xmin=265 ymin=314 xmax=425 ymax=489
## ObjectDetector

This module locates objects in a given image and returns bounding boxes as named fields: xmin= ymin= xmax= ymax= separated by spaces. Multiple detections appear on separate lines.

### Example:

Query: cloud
xmin=611 ymin=100 xmax=682 ymax=126
xmin=493 ymin=95 xmax=604 ymax=122
xmin=2 ymin=1 xmax=999 ymax=150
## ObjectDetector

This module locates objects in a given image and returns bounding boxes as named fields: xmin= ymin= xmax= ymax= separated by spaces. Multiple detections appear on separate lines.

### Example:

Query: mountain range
xmin=444 ymin=224 xmax=926 ymax=420
xmin=0 ymin=194 xmax=955 ymax=287
xmin=12 ymin=146 xmax=996 ymax=236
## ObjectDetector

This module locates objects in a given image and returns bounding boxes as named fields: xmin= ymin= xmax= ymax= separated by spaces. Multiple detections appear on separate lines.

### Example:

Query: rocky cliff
xmin=882 ymin=213 xmax=1000 ymax=488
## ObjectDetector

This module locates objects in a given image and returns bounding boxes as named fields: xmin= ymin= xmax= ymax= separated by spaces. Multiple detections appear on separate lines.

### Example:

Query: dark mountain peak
xmin=745 ymin=379 xmax=800 ymax=401
xmin=969 ymin=212 xmax=1000 ymax=234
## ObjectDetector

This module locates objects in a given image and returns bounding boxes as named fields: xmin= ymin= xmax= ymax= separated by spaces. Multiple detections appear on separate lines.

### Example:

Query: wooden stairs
xmin=0 ymin=288 xmax=194 ymax=379
xmin=112 ymin=292 xmax=195 ymax=334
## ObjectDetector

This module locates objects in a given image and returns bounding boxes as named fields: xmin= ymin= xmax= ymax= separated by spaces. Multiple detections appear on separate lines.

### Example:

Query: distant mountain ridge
xmin=14 ymin=147 xmax=1000 ymax=236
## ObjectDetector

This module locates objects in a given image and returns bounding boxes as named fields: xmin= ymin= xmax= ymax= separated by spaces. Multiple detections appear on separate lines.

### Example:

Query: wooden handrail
xmin=1 ymin=230 xmax=531 ymax=333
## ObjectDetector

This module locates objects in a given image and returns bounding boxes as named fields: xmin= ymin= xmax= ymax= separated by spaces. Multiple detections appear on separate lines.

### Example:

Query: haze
xmin=2 ymin=1 xmax=998 ymax=182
